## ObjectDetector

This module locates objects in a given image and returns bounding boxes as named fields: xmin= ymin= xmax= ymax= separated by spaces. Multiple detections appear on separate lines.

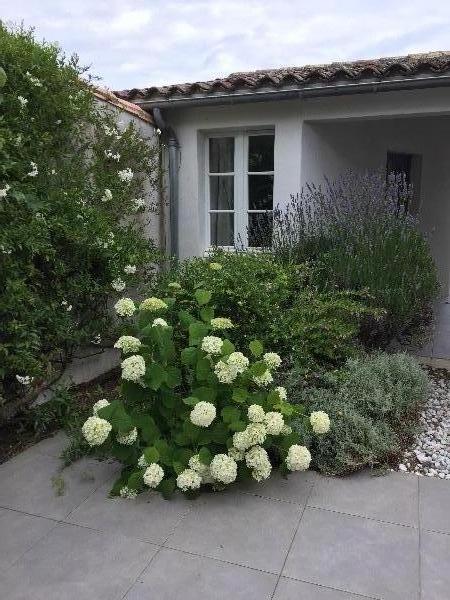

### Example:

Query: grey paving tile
xmin=0 ymin=509 xmax=56 ymax=571
xmin=238 ymin=470 xmax=316 ymax=504
xmin=0 ymin=450 xmax=119 ymax=519
xmin=273 ymin=577 xmax=373 ymax=599
xmin=67 ymin=481 xmax=193 ymax=545
xmin=421 ymin=530 xmax=450 ymax=600
xmin=308 ymin=471 xmax=418 ymax=526
xmin=419 ymin=476 xmax=450 ymax=534
xmin=0 ymin=522 xmax=158 ymax=600
xmin=168 ymin=491 xmax=302 ymax=573
xmin=32 ymin=431 xmax=69 ymax=458
xmin=283 ymin=507 xmax=419 ymax=600
xmin=125 ymin=547 xmax=277 ymax=600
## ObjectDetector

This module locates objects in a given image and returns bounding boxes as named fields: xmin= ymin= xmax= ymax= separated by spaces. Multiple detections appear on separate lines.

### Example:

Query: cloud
xmin=3 ymin=0 xmax=450 ymax=89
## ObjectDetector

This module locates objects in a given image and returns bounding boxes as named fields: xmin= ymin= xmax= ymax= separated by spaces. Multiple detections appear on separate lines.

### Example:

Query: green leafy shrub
xmin=80 ymin=289 xmax=330 ymax=498
xmin=0 ymin=25 xmax=159 ymax=404
xmin=270 ymin=171 xmax=439 ymax=339
xmin=289 ymin=352 xmax=427 ymax=475
xmin=152 ymin=251 xmax=380 ymax=376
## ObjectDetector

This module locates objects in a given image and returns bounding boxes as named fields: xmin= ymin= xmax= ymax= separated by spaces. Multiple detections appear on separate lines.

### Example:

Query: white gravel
xmin=398 ymin=372 xmax=450 ymax=479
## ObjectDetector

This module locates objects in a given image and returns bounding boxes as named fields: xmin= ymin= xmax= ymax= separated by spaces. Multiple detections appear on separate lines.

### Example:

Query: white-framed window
xmin=205 ymin=131 xmax=274 ymax=249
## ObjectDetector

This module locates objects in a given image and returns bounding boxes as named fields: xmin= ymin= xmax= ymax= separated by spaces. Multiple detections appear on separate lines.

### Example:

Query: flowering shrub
xmin=81 ymin=289 xmax=330 ymax=498
xmin=0 ymin=25 xmax=159 ymax=405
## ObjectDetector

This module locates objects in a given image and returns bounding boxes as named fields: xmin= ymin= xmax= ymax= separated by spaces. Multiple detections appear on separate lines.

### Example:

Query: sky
xmin=2 ymin=1 xmax=450 ymax=91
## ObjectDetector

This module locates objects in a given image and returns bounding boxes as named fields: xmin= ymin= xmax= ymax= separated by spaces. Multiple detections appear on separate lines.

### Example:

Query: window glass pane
xmin=210 ymin=176 xmax=234 ymax=210
xmin=248 ymin=212 xmax=273 ymax=248
xmin=248 ymin=174 xmax=273 ymax=210
xmin=209 ymin=137 xmax=234 ymax=173
xmin=248 ymin=135 xmax=274 ymax=172
xmin=210 ymin=213 xmax=234 ymax=246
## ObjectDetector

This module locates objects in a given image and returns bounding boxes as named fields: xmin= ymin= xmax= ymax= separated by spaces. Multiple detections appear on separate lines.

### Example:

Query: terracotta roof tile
xmin=93 ymin=87 xmax=153 ymax=123
xmin=114 ymin=51 xmax=450 ymax=105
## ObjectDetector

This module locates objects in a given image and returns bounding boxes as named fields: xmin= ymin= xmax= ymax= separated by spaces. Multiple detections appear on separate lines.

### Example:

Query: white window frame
xmin=205 ymin=130 xmax=274 ymax=250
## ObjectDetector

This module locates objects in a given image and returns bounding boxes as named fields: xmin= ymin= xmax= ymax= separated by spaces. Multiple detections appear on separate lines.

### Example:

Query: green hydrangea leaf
xmin=195 ymin=289 xmax=212 ymax=306
xmin=249 ymin=340 xmax=264 ymax=357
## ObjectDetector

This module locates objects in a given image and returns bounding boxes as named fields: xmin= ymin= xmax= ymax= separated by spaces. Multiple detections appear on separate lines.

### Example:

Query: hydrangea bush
xmin=0 ymin=25 xmax=159 ymax=405
xmin=81 ymin=289 xmax=330 ymax=498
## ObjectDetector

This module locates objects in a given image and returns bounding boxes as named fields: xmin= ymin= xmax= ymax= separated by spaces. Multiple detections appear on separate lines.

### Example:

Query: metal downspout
xmin=153 ymin=107 xmax=179 ymax=258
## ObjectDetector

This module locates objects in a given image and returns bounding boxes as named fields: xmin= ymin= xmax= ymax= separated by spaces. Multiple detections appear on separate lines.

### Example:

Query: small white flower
xmin=101 ymin=189 xmax=113 ymax=202
xmin=209 ymin=454 xmax=237 ymax=484
xmin=18 ymin=95 xmax=28 ymax=108
xmin=124 ymin=264 xmax=136 ymax=275
xmin=91 ymin=334 xmax=101 ymax=345
xmin=132 ymin=198 xmax=145 ymax=212
xmin=114 ymin=335 xmax=141 ymax=354
xmin=55 ymin=119 xmax=62 ymax=125
xmin=275 ymin=386 xmax=287 ymax=401
xmin=104 ymin=150 xmax=121 ymax=161
xmin=310 ymin=411 xmax=331 ymax=434
xmin=176 ymin=468 xmax=202 ymax=492
xmin=253 ymin=369 xmax=273 ymax=387
xmin=61 ymin=300 xmax=72 ymax=312
xmin=138 ymin=454 xmax=148 ymax=468
xmin=121 ymin=355 xmax=146 ymax=382
xmin=286 ymin=445 xmax=311 ymax=471
xmin=114 ymin=297 xmax=136 ymax=317
xmin=264 ymin=411 xmax=285 ymax=436
xmin=112 ymin=278 xmax=126 ymax=292
xmin=152 ymin=318 xmax=168 ymax=327
xmin=92 ymin=399 xmax=110 ymax=415
xmin=82 ymin=416 xmax=111 ymax=446
xmin=50 ymin=169 xmax=57 ymax=175
xmin=27 ymin=161 xmax=38 ymax=177
xmin=119 ymin=486 xmax=137 ymax=499
xmin=190 ymin=401 xmax=216 ymax=427
xmin=15 ymin=375 xmax=33 ymax=385
xmin=143 ymin=463 xmax=164 ymax=488
xmin=0 ymin=184 xmax=10 ymax=198
xmin=116 ymin=427 xmax=138 ymax=445
xmin=248 ymin=404 xmax=265 ymax=423
xmin=25 ymin=71 xmax=42 ymax=87
xmin=118 ymin=167 xmax=133 ymax=182
xmin=201 ymin=336 xmax=223 ymax=355
xmin=210 ymin=317 xmax=233 ymax=330
xmin=263 ymin=352 xmax=282 ymax=370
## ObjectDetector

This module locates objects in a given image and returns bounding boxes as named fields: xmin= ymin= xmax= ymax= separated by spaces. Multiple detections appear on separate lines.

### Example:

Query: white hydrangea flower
xmin=232 ymin=430 xmax=252 ymax=451
xmin=264 ymin=411 xmax=285 ymax=436
xmin=101 ymin=189 xmax=112 ymax=202
xmin=263 ymin=352 xmax=282 ymax=370
xmin=275 ymin=386 xmax=287 ymax=401
xmin=124 ymin=264 xmax=136 ymax=274
xmin=210 ymin=317 xmax=233 ymax=330
xmin=116 ymin=427 xmax=138 ymax=445
xmin=247 ymin=404 xmax=265 ymax=423
xmin=228 ymin=447 xmax=245 ymax=461
xmin=92 ymin=398 xmax=110 ymax=415
xmin=188 ymin=455 xmax=213 ymax=483
xmin=227 ymin=352 xmax=249 ymax=373
xmin=82 ymin=416 xmax=112 ymax=446
xmin=209 ymin=262 xmax=222 ymax=270
xmin=143 ymin=463 xmax=164 ymax=488
xmin=114 ymin=298 xmax=136 ymax=317
xmin=246 ymin=422 xmax=267 ymax=446
xmin=210 ymin=454 xmax=237 ymax=484
xmin=214 ymin=360 xmax=239 ymax=384
xmin=286 ymin=445 xmax=311 ymax=471
xmin=119 ymin=486 xmax=137 ymax=499
xmin=27 ymin=161 xmax=38 ymax=177
xmin=168 ymin=282 xmax=181 ymax=290
xmin=152 ymin=318 xmax=168 ymax=327
xmin=118 ymin=167 xmax=133 ymax=182
xmin=139 ymin=297 xmax=168 ymax=311
xmin=138 ymin=454 xmax=148 ymax=468
xmin=281 ymin=424 xmax=293 ymax=435
xmin=121 ymin=355 xmax=146 ymax=381
xmin=0 ymin=184 xmax=10 ymax=198
xmin=245 ymin=445 xmax=272 ymax=481
xmin=201 ymin=336 xmax=223 ymax=355
xmin=253 ymin=369 xmax=273 ymax=387
xmin=18 ymin=95 xmax=28 ymax=108
xmin=190 ymin=401 xmax=216 ymax=427
xmin=176 ymin=468 xmax=202 ymax=491
xmin=310 ymin=411 xmax=331 ymax=434
xmin=114 ymin=335 xmax=141 ymax=354
xmin=112 ymin=278 xmax=126 ymax=292
xmin=15 ymin=374 xmax=33 ymax=385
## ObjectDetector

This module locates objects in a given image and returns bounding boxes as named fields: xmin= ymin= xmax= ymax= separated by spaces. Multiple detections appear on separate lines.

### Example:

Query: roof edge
xmin=93 ymin=87 xmax=154 ymax=124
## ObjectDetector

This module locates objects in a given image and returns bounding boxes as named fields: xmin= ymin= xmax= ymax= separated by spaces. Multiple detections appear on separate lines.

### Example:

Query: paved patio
xmin=0 ymin=432 xmax=449 ymax=599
